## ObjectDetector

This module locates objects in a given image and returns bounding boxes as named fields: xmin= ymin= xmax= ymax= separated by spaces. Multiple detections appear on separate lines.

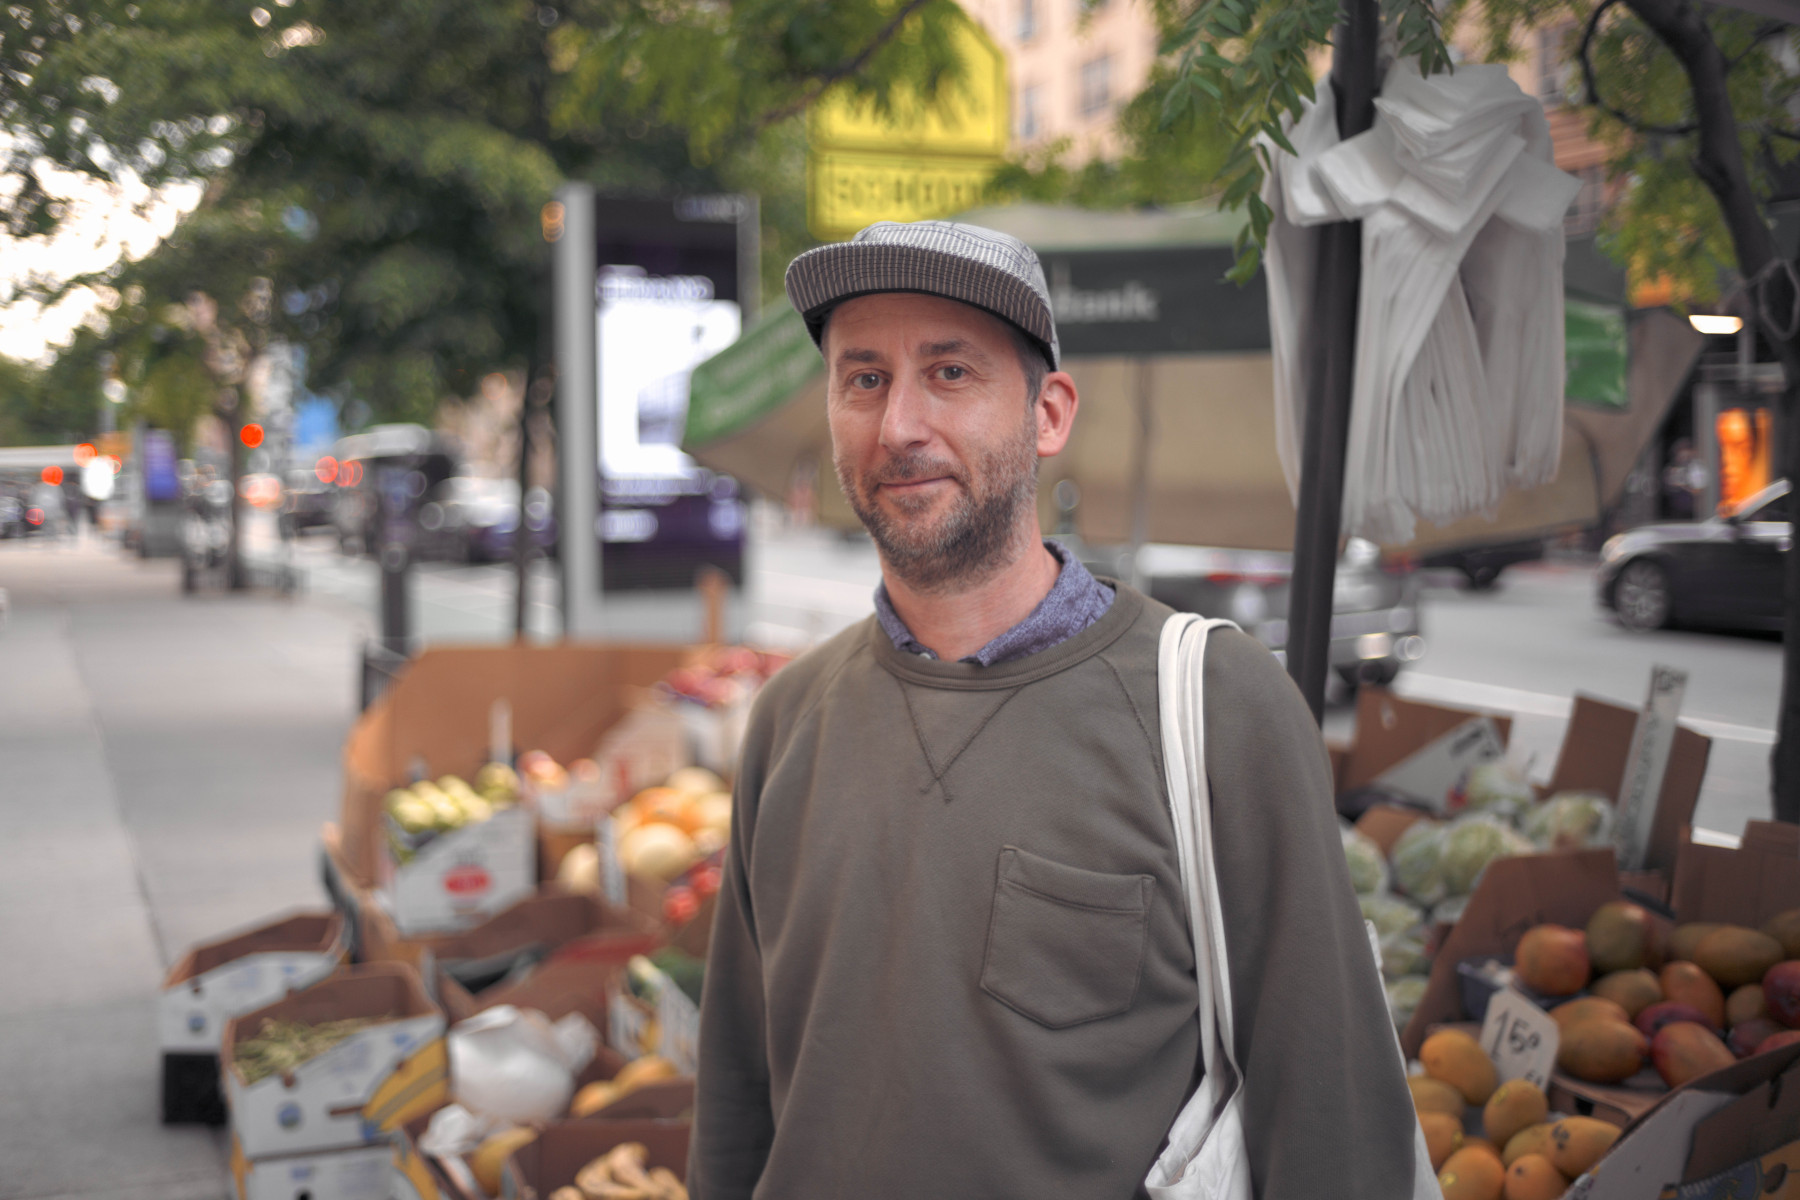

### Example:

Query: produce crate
xmin=230 ymin=1139 xmax=392 ymax=1200
xmin=338 ymin=644 xmax=691 ymax=886
xmin=224 ymin=962 xmax=447 ymax=1161
xmin=159 ymin=911 xmax=348 ymax=1126
xmin=501 ymin=1119 xmax=691 ymax=1200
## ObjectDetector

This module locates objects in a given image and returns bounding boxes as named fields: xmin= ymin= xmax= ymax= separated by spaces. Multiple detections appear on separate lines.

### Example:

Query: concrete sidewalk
xmin=0 ymin=539 xmax=359 ymax=1200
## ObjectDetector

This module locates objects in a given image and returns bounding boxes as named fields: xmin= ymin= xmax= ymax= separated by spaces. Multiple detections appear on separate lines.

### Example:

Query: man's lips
xmin=878 ymin=476 xmax=952 ymax=494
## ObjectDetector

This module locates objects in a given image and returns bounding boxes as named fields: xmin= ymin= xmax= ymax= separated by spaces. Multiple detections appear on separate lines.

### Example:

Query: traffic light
xmin=240 ymin=423 xmax=265 ymax=448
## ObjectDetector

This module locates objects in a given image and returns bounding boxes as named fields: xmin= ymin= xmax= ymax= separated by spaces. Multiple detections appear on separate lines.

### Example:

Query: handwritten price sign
xmin=1481 ymin=986 xmax=1560 ymax=1091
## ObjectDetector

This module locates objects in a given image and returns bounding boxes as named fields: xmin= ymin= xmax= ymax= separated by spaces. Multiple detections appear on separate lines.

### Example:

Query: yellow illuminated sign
xmin=806 ymin=7 xmax=1008 ymax=240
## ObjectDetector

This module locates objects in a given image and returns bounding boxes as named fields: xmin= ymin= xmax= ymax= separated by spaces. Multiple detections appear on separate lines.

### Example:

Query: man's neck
xmin=880 ymin=530 xmax=1061 ymax=662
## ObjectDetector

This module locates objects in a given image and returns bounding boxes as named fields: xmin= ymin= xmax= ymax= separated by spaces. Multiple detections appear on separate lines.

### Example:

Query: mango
xmin=1550 ymin=996 xmax=1630 ymax=1030
xmin=1423 ymin=1028 xmax=1499 ymax=1105
xmin=1586 ymin=901 xmax=1657 ymax=974
xmin=1504 ymin=1154 xmax=1570 ymax=1200
xmin=1761 ymin=1029 xmax=1800 ymax=1052
xmin=1590 ymin=968 xmax=1662 ymax=1019
xmin=1651 ymin=1021 xmax=1736 ymax=1088
xmin=1545 ymin=1116 xmax=1620 ymax=1178
xmin=1727 ymin=983 xmax=1768 ymax=1026
xmin=1483 ymin=1079 xmax=1549 ymax=1149
xmin=1694 ymin=926 xmax=1784 ymax=990
xmin=1766 ymin=961 xmax=1800 ymax=1028
xmin=1411 ymin=1073 xmax=1468 ymax=1118
xmin=1503 ymin=1123 xmax=1558 ymax=1167
xmin=1516 ymin=925 xmax=1590 ymax=996
xmin=1557 ymin=1018 xmax=1647 ymax=1083
xmin=1669 ymin=922 xmax=1723 ymax=963
xmin=1660 ymin=961 xmax=1726 ymax=1028
xmin=1420 ymin=1110 xmax=1465 ymax=1170
xmin=1635 ymin=1000 xmax=1719 ymax=1037
xmin=1730 ymin=1017 xmax=1783 ymax=1058
xmin=1464 ymin=1137 xmax=1501 ymax=1160
xmin=1762 ymin=909 xmax=1800 ymax=959
xmin=1440 ymin=1145 xmax=1507 ymax=1200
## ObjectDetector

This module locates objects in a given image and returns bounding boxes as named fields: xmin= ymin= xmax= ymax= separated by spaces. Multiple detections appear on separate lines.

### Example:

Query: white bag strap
xmin=1156 ymin=612 xmax=1242 ymax=1076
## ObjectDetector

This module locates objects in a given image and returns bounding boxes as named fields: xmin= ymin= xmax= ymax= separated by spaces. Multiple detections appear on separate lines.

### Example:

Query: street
xmin=0 ymin=521 xmax=1780 ymax=1198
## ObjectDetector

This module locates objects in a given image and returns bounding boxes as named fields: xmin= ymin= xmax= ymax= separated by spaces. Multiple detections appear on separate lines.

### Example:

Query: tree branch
xmin=1727 ymin=20 xmax=1787 ymax=72
xmin=753 ymin=0 xmax=938 ymax=133
xmin=1623 ymin=0 xmax=1780 ymax=279
xmin=1578 ymin=0 xmax=1697 ymax=137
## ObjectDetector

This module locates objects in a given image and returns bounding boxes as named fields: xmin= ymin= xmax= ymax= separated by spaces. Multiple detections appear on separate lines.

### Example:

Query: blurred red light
xmin=106 ymin=455 xmax=123 ymax=472
xmin=339 ymin=460 xmax=362 ymax=487
xmin=73 ymin=443 xmax=96 ymax=465
xmin=26 ymin=508 xmax=43 ymax=524
xmin=41 ymin=465 xmax=63 ymax=485
xmin=316 ymin=455 xmax=339 ymax=484
xmin=240 ymin=423 xmax=265 ymax=448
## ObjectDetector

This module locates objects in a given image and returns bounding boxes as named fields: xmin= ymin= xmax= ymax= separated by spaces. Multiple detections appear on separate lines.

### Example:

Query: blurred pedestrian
xmin=690 ymin=220 xmax=1422 ymax=1199
xmin=1662 ymin=438 xmax=1706 ymax=520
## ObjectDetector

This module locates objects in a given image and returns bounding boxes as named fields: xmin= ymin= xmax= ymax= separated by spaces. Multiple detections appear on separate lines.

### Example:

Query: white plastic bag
xmin=447 ymin=1005 xmax=600 ymax=1126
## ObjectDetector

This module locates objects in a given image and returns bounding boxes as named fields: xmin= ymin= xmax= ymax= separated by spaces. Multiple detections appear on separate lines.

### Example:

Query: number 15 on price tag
xmin=1480 ymin=986 xmax=1560 ymax=1091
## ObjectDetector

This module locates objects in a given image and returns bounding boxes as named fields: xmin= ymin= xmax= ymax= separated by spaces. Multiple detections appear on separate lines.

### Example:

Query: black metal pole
xmin=1286 ymin=0 xmax=1381 ymax=723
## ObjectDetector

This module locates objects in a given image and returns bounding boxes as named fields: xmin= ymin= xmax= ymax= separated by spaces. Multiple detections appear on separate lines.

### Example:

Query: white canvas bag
xmin=1145 ymin=613 xmax=1253 ymax=1199
xmin=1147 ymin=612 xmax=1441 ymax=1199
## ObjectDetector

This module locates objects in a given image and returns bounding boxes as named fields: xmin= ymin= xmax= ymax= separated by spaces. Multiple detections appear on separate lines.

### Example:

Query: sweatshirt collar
xmin=872 ymin=539 xmax=1116 ymax=666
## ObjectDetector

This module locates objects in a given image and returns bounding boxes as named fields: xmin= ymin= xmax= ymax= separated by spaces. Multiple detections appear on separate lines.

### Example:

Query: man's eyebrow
xmin=920 ymin=337 xmax=991 ymax=361
xmin=833 ymin=347 xmax=883 ymax=367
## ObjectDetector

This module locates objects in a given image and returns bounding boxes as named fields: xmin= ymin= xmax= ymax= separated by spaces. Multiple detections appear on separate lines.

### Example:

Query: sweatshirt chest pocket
xmin=979 ymin=846 xmax=1155 ymax=1030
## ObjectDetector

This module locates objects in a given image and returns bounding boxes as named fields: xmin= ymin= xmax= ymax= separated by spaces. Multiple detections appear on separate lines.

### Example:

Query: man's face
xmin=823 ymin=293 xmax=1045 ymax=592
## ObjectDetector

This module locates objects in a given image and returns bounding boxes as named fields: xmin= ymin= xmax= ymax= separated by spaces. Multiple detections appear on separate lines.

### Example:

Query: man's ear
xmin=1035 ymin=372 xmax=1079 ymax=458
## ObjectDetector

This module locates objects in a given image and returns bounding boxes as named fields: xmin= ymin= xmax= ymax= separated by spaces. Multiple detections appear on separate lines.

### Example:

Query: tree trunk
xmin=1625 ymin=0 xmax=1800 ymax=821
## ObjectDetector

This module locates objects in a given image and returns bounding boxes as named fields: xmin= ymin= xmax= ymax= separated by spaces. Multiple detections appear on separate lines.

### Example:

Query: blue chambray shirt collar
xmin=873 ymin=539 xmax=1116 ymax=666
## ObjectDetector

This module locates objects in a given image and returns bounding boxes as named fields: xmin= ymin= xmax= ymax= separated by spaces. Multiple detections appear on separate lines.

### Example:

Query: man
xmin=691 ymin=220 xmax=1418 ymax=1198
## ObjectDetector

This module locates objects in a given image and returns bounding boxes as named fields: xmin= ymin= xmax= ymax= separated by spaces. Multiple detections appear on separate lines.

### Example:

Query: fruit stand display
xmin=1396 ymin=822 xmax=1800 ymax=1199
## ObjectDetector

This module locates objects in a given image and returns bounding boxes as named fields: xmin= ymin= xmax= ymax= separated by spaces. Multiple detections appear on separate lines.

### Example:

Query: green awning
xmin=684 ymin=302 xmax=822 ymax=449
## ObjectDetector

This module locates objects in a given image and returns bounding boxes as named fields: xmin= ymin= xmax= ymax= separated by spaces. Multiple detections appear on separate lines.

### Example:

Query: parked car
xmin=1598 ymin=478 xmax=1789 ymax=632
xmin=279 ymin=466 xmax=337 ymax=535
xmin=1419 ymin=538 xmax=1546 ymax=589
xmin=0 ymin=490 xmax=23 ymax=538
xmin=420 ymin=477 xmax=557 ymax=563
xmin=327 ymin=425 xmax=460 ymax=556
xmin=1078 ymin=536 xmax=1427 ymax=689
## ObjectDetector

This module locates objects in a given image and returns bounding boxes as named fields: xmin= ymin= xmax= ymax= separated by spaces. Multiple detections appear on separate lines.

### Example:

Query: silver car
xmin=1081 ymin=537 xmax=1426 ymax=688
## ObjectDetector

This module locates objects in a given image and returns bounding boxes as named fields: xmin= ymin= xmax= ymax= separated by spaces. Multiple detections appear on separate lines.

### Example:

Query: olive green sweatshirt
xmin=690 ymin=584 xmax=1416 ymax=1199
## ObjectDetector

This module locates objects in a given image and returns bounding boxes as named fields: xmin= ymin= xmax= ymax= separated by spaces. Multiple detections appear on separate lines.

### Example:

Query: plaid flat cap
xmin=785 ymin=220 xmax=1060 ymax=369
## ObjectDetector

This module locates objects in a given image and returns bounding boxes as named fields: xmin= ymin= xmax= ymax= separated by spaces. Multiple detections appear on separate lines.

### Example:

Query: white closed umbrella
xmin=1265 ymin=60 xmax=1581 ymax=544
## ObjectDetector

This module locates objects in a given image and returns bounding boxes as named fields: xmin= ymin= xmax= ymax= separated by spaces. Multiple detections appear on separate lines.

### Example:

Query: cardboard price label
xmin=1481 ymin=986 xmax=1560 ymax=1091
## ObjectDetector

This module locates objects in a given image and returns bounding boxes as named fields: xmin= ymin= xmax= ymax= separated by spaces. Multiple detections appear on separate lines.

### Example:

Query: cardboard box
xmin=1400 ymin=848 xmax=1624 ymax=1059
xmin=420 ymin=891 xmax=662 ymax=1030
xmin=390 ymin=1050 xmax=694 ymax=1200
xmin=1671 ymin=820 xmax=1800 ymax=926
xmin=224 ymin=963 xmax=448 ymax=1161
xmin=161 ymin=911 xmax=349 ymax=1054
xmin=347 ymin=881 xmax=659 ymax=1029
xmin=160 ymin=910 xmax=348 ymax=1125
xmin=609 ymin=960 xmax=701 ymax=1074
xmin=1574 ymin=1045 xmax=1800 ymax=1198
xmin=340 ymin=644 xmax=691 ymax=885
xmin=501 ymin=1119 xmax=691 ymax=1200
xmin=231 ymin=1138 xmax=394 ymax=1200
xmin=379 ymin=804 xmax=537 ymax=936
xmin=1542 ymin=693 xmax=1712 ymax=877
xmin=1334 ymin=688 xmax=1515 ymax=795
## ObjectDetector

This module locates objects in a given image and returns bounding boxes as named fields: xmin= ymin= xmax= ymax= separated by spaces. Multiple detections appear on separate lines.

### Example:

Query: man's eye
xmin=940 ymin=365 xmax=966 ymax=381
xmin=852 ymin=372 xmax=882 ymax=390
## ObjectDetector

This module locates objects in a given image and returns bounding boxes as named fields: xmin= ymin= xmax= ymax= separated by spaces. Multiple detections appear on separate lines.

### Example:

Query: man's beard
xmin=837 ymin=421 xmax=1040 ymax=593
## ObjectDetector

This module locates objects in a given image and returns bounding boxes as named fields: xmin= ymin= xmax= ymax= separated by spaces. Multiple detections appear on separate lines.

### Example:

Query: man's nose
xmin=879 ymin=372 xmax=933 ymax=455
